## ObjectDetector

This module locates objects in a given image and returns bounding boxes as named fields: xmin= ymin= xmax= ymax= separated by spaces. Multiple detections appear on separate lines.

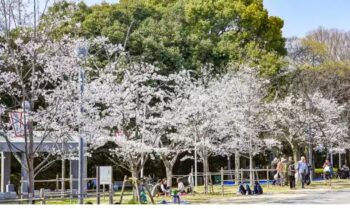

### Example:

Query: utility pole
xmin=77 ymin=44 xmax=88 ymax=204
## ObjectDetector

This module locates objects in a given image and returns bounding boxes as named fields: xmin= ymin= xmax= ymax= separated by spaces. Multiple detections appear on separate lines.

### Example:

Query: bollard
xmin=221 ymin=167 xmax=224 ymax=196
xmin=40 ymin=188 xmax=46 ymax=204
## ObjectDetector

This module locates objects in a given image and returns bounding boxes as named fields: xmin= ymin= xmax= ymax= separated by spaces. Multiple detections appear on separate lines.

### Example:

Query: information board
xmin=99 ymin=166 xmax=112 ymax=185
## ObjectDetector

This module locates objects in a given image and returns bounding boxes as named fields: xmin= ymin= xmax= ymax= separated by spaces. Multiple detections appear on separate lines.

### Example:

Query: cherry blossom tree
xmin=268 ymin=91 xmax=349 ymax=163
xmin=309 ymin=93 xmax=349 ymax=165
xmin=168 ymin=66 xmax=272 ymax=193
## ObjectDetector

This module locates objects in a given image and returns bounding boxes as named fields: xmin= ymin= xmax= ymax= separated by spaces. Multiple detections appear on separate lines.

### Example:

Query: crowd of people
xmin=271 ymin=155 xmax=340 ymax=189
xmin=147 ymin=175 xmax=192 ymax=204
xmin=272 ymin=156 xmax=313 ymax=189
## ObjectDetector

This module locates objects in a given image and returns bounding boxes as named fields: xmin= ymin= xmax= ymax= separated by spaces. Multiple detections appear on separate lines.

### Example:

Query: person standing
xmin=281 ymin=156 xmax=289 ymax=186
xmin=276 ymin=158 xmax=285 ymax=186
xmin=323 ymin=159 xmax=332 ymax=185
xmin=297 ymin=156 xmax=308 ymax=189
xmin=288 ymin=160 xmax=296 ymax=189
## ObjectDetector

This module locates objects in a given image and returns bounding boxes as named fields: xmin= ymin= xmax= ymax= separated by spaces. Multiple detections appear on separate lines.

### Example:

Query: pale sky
xmin=79 ymin=0 xmax=350 ymax=38
xmin=264 ymin=0 xmax=350 ymax=37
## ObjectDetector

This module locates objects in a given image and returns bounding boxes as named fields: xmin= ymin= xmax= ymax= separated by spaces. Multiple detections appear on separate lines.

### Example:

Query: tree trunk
xmin=131 ymin=166 xmax=139 ymax=202
xmin=227 ymin=155 xmax=232 ymax=180
xmin=202 ymin=155 xmax=209 ymax=195
xmin=234 ymin=150 xmax=240 ymax=184
xmin=27 ymin=157 xmax=35 ymax=200
xmin=330 ymin=152 xmax=334 ymax=166
xmin=165 ymin=165 xmax=173 ymax=188
xmin=249 ymin=152 xmax=253 ymax=185
xmin=291 ymin=143 xmax=299 ymax=162
xmin=61 ymin=157 xmax=65 ymax=198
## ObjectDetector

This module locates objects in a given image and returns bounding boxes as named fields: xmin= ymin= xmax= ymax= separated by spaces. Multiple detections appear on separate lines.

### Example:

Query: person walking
xmin=288 ymin=160 xmax=296 ymax=189
xmin=297 ymin=156 xmax=308 ymax=189
xmin=323 ymin=159 xmax=333 ymax=186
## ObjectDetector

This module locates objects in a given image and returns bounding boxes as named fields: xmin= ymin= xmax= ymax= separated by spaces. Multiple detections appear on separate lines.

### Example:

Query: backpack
xmin=238 ymin=184 xmax=246 ymax=195
xmin=245 ymin=184 xmax=252 ymax=195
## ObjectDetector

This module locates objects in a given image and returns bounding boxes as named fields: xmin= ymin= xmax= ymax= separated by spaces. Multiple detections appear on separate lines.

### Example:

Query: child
xmin=172 ymin=189 xmax=180 ymax=204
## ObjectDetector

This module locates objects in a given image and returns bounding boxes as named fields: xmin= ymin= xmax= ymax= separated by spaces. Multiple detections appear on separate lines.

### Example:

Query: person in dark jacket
xmin=288 ymin=160 xmax=296 ymax=189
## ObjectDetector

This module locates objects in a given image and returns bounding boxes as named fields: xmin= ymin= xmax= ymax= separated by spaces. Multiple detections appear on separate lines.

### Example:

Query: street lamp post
xmin=306 ymin=100 xmax=313 ymax=181
xmin=76 ymin=44 xmax=88 ymax=205
xmin=194 ymin=135 xmax=198 ymax=191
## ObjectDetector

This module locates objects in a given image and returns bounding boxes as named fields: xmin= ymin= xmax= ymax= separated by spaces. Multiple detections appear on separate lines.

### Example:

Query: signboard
xmin=99 ymin=166 xmax=112 ymax=185
xmin=9 ymin=111 xmax=26 ymax=137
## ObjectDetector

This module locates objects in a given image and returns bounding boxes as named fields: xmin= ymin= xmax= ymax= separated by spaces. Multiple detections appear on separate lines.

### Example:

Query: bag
xmin=295 ymin=172 xmax=299 ymax=180
xmin=324 ymin=165 xmax=330 ymax=172
xmin=274 ymin=173 xmax=280 ymax=180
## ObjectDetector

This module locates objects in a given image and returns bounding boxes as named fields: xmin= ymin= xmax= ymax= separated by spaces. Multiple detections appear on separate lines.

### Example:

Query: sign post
xmin=99 ymin=166 xmax=113 ymax=204
xmin=96 ymin=167 xmax=100 ymax=204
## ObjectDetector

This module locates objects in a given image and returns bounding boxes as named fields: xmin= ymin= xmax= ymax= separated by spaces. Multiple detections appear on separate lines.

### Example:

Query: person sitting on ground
xmin=177 ymin=178 xmax=186 ymax=194
xmin=253 ymin=181 xmax=263 ymax=195
xmin=161 ymin=179 xmax=170 ymax=196
xmin=140 ymin=190 xmax=148 ymax=204
xmin=339 ymin=164 xmax=350 ymax=179
xmin=245 ymin=184 xmax=252 ymax=195
xmin=237 ymin=183 xmax=246 ymax=195
xmin=151 ymin=179 xmax=164 ymax=197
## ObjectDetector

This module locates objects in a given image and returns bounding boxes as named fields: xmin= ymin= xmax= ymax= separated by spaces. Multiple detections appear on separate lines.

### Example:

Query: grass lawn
xmin=42 ymin=179 xmax=350 ymax=204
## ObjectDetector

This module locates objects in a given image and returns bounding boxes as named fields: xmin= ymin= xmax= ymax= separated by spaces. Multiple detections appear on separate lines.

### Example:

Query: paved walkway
xmin=208 ymin=188 xmax=350 ymax=204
